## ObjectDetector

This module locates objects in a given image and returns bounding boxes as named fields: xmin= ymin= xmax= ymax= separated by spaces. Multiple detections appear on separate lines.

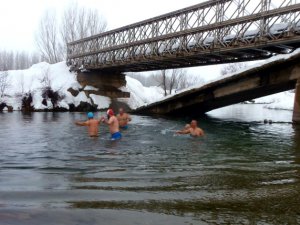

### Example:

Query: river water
xmin=0 ymin=105 xmax=299 ymax=225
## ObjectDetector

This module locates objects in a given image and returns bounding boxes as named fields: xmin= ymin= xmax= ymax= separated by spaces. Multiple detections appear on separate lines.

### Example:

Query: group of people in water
xmin=75 ymin=108 xmax=204 ymax=140
xmin=75 ymin=108 xmax=131 ymax=140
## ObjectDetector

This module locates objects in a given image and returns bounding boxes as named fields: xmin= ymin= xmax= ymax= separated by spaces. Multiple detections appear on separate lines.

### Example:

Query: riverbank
xmin=0 ymin=62 xmax=164 ymax=112
xmin=0 ymin=55 xmax=296 ymax=112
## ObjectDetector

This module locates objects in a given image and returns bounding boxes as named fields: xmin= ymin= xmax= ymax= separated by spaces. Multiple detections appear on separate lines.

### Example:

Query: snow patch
xmin=119 ymin=76 xmax=165 ymax=109
xmin=84 ymin=85 xmax=99 ymax=91
xmin=1 ymin=61 xmax=113 ymax=110
xmin=90 ymin=94 xmax=111 ymax=109
xmin=73 ymin=92 xmax=90 ymax=107
xmin=258 ymin=92 xmax=295 ymax=111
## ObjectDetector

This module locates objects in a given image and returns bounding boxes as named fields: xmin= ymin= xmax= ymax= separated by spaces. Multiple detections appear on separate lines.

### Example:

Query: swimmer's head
xmin=87 ymin=112 xmax=94 ymax=119
xmin=107 ymin=109 xmax=114 ymax=118
xmin=190 ymin=120 xmax=197 ymax=128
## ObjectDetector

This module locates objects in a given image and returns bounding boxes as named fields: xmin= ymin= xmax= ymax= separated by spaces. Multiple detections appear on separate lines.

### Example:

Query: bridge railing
xmin=67 ymin=0 xmax=300 ymax=71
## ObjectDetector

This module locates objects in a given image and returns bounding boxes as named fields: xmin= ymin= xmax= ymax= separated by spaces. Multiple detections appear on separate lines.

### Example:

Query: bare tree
xmin=30 ymin=52 xmax=41 ymax=66
xmin=156 ymin=70 xmax=168 ymax=96
xmin=127 ymin=73 xmax=159 ymax=87
xmin=0 ymin=51 xmax=12 ymax=71
xmin=35 ymin=10 xmax=63 ymax=64
xmin=17 ymin=52 xmax=29 ymax=70
xmin=39 ymin=66 xmax=52 ymax=88
xmin=168 ymin=69 xmax=186 ymax=94
xmin=35 ymin=3 xmax=106 ymax=63
xmin=60 ymin=2 xmax=107 ymax=57
xmin=0 ymin=71 xmax=10 ymax=99
xmin=128 ymin=70 xmax=206 ymax=94
xmin=0 ymin=50 xmax=41 ymax=71
xmin=221 ymin=62 xmax=248 ymax=76
xmin=154 ymin=69 xmax=188 ymax=96
xmin=176 ymin=75 xmax=204 ymax=91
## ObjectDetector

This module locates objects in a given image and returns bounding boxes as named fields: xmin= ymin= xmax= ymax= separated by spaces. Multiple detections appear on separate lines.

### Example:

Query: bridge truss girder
xmin=67 ymin=0 xmax=300 ymax=72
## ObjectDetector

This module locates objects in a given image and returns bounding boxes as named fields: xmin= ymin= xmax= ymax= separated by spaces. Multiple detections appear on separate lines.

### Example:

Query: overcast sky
xmin=0 ymin=0 xmax=204 ymax=52
xmin=0 ymin=0 xmax=226 ymax=78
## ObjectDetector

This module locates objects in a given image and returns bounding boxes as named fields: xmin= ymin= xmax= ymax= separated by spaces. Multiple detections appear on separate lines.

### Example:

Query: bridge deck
xmin=67 ymin=0 xmax=300 ymax=72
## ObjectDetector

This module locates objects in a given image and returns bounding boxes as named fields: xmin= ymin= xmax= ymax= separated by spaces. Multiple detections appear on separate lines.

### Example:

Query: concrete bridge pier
xmin=75 ymin=71 xmax=131 ymax=110
xmin=293 ymin=79 xmax=300 ymax=124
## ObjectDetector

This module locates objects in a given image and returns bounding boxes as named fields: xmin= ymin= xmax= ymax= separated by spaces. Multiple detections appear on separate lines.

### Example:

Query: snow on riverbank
xmin=3 ymin=62 xmax=77 ymax=110
xmin=253 ymin=91 xmax=295 ymax=111
xmin=0 ymin=61 xmax=164 ymax=111
xmin=1 ymin=49 xmax=297 ymax=112
xmin=119 ymin=76 xmax=164 ymax=109
xmin=2 ymin=62 xmax=89 ymax=110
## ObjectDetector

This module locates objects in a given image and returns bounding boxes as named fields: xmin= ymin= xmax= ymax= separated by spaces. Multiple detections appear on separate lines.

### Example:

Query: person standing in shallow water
xmin=117 ymin=108 xmax=132 ymax=129
xmin=75 ymin=112 xmax=101 ymax=137
xmin=176 ymin=120 xmax=205 ymax=137
xmin=101 ymin=109 xmax=122 ymax=140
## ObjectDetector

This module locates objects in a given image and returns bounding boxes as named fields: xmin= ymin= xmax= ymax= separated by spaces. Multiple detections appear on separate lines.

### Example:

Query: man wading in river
xmin=75 ymin=112 xmax=101 ymax=137
xmin=176 ymin=120 xmax=204 ymax=137
xmin=117 ymin=107 xmax=132 ymax=129
xmin=101 ymin=109 xmax=122 ymax=140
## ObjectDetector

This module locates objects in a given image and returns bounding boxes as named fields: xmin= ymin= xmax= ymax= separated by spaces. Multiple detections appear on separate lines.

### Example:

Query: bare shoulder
xmin=93 ymin=119 xmax=100 ymax=125
xmin=113 ymin=116 xmax=118 ymax=122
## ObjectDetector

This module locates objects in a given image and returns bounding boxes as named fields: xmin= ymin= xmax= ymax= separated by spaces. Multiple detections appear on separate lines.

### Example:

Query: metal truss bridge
xmin=67 ymin=0 xmax=300 ymax=72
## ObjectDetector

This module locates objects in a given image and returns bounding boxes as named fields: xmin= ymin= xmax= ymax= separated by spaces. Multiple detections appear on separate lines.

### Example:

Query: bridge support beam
xmin=76 ymin=71 xmax=129 ymax=98
xmin=293 ymin=79 xmax=300 ymax=124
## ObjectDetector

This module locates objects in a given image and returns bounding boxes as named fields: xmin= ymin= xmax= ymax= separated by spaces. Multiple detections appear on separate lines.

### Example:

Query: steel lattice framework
xmin=67 ymin=0 xmax=300 ymax=72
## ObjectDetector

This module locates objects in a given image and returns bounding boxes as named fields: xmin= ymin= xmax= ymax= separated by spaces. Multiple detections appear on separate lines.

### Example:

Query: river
xmin=0 ymin=104 xmax=299 ymax=225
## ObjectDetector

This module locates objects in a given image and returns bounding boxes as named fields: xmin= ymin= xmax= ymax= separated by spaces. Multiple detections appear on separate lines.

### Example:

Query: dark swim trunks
xmin=120 ymin=125 xmax=128 ymax=130
xmin=111 ymin=132 xmax=122 ymax=140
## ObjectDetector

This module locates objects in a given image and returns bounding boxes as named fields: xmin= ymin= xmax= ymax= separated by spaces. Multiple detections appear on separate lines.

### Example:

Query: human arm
xmin=75 ymin=121 xmax=89 ymax=126
xmin=98 ymin=117 xmax=105 ymax=124
xmin=101 ymin=116 xmax=113 ymax=125
xmin=176 ymin=129 xmax=191 ymax=134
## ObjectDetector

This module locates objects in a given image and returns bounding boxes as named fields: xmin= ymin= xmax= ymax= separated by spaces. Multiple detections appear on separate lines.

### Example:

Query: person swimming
xmin=75 ymin=112 xmax=101 ymax=137
xmin=101 ymin=109 xmax=122 ymax=140
xmin=176 ymin=120 xmax=204 ymax=137
xmin=117 ymin=108 xmax=132 ymax=129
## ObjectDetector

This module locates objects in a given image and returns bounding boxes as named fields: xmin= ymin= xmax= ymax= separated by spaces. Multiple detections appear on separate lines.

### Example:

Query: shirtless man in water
xmin=75 ymin=112 xmax=101 ymax=137
xmin=117 ymin=108 xmax=132 ymax=129
xmin=176 ymin=120 xmax=204 ymax=137
xmin=101 ymin=109 xmax=122 ymax=140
